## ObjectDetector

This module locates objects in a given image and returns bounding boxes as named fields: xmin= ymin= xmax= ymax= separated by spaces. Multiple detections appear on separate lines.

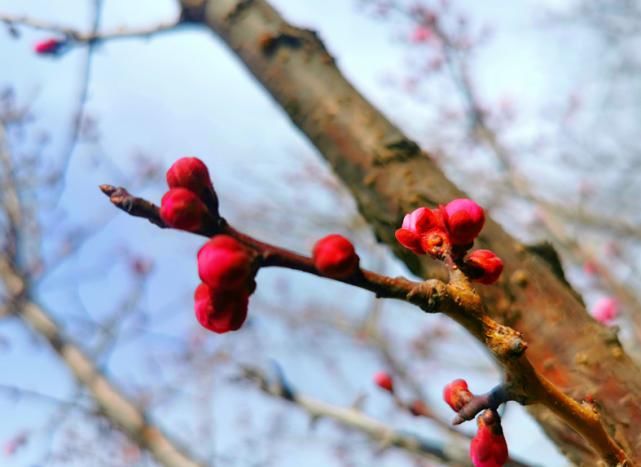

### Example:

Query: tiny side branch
xmin=0 ymin=14 xmax=182 ymax=43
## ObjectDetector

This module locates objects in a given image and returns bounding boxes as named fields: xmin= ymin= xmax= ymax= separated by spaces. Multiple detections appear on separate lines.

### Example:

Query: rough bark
xmin=179 ymin=0 xmax=641 ymax=463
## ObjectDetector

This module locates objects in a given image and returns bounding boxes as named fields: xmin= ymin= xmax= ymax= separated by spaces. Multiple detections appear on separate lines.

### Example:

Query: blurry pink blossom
xmin=592 ymin=297 xmax=619 ymax=324
xmin=4 ymin=432 xmax=28 ymax=457
xmin=410 ymin=26 xmax=433 ymax=43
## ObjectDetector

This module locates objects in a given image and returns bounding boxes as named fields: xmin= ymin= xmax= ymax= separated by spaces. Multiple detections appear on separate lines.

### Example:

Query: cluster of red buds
xmin=195 ymin=236 xmax=255 ymax=333
xmin=160 ymin=157 xmax=218 ymax=232
xmin=159 ymin=157 xmax=254 ymax=333
xmin=444 ymin=379 xmax=508 ymax=467
xmin=396 ymin=199 xmax=503 ymax=284
xmin=157 ymin=157 xmax=366 ymax=333
xmin=34 ymin=38 xmax=67 ymax=56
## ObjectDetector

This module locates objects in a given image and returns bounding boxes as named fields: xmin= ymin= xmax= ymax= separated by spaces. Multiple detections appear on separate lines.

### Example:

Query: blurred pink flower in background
xmin=591 ymin=297 xmax=619 ymax=324
xmin=410 ymin=25 xmax=434 ymax=43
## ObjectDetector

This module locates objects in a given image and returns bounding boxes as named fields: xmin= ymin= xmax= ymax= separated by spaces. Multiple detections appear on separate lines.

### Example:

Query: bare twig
xmin=451 ymin=384 xmax=512 ymax=425
xmin=54 ymin=0 xmax=103 ymax=195
xmin=0 ymin=13 xmax=182 ymax=44
xmin=0 ymin=384 xmax=95 ymax=414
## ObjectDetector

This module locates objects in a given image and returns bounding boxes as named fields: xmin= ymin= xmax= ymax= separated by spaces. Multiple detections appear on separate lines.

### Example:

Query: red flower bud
xmin=465 ymin=250 xmax=504 ymax=285
xmin=194 ymin=283 xmax=248 ymax=333
xmin=166 ymin=157 xmax=214 ymax=197
xmin=160 ymin=188 xmax=208 ymax=232
xmin=373 ymin=371 xmax=394 ymax=393
xmin=197 ymin=236 xmax=252 ymax=291
xmin=396 ymin=207 xmax=450 ymax=257
xmin=470 ymin=410 xmax=508 ymax=467
xmin=312 ymin=234 xmax=359 ymax=279
xmin=403 ymin=207 xmax=438 ymax=233
xmin=34 ymin=38 xmax=64 ymax=55
xmin=443 ymin=378 xmax=473 ymax=411
xmin=444 ymin=198 xmax=485 ymax=245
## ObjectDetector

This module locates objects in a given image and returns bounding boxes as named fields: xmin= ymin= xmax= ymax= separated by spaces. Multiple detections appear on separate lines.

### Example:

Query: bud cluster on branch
xmin=100 ymin=157 xmax=629 ymax=466
xmin=396 ymin=199 xmax=503 ymax=285
xmin=160 ymin=158 xmax=254 ymax=333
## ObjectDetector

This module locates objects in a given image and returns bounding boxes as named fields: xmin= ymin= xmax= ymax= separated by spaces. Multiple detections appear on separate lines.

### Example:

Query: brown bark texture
xmin=178 ymin=0 xmax=641 ymax=464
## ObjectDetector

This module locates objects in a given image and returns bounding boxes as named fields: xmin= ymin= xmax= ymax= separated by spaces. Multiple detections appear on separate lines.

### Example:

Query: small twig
xmin=52 ymin=0 xmax=102 ymax=202
xmin=99 ymin=185 xmax=167 ymax=228
xmin=0 ymin=384 xmax=95 ymax=414
xmin=452 ymin=384 xmax=512 ymax=425
xmin=0 ymin=13 xmax=182 ymax=43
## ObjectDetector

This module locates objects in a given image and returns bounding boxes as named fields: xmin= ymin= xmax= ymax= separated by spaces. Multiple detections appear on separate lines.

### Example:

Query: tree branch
xmin=174 ymin=0 xmax=641 ymax=462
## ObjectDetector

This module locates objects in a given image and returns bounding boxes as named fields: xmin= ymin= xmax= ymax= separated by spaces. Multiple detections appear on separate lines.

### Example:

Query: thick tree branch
xmin=174 ymin=0 xmax=641 ymax=463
